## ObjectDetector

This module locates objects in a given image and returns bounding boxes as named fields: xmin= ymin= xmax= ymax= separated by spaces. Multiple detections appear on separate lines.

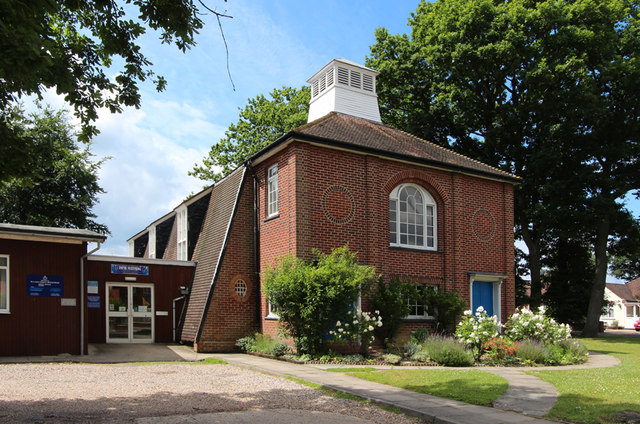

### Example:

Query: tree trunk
xmin=582 ymin=215 xmax=611 ymax=337
xmin=522 ymin=227 xmax=542 ymax=309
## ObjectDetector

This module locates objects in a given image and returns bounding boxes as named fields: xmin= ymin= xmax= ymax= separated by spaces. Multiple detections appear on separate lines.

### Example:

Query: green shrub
xmin=298 ymin=354 xmax=313 ymax=362
xmin=423 ymin=287 xmax=466 ymax=332
xmin=271 ymin=342 xmax=290 ymax=357
xmin=236 ymin=333 xmax=290 ymax=356
xmin=319 ymin=354 xmax=337 ymax=363
xmin=515 ymin=339 xmax=549 ymax=364
xmin=424 ymin=335 xmax=474 ymax=367
xmin=411 ymin=350 xmax=431 ymax=363
xmin=556 ymin=339 xmax=588 ymax=364
xmin=235 ymin=335 xmax=256 ymax=352
xmin=383 ymin=353 xmax=403 ymax=364
xmin=343 ymin=354 xmax=365 ymax=363
xmin=263 ymin=246 xmax=375 ymax=354
xmin=410 ymin=328 xmax=430 ymax=344
xmin=404 ymin=341 xmax=421 ymax=358
xmin=370 ymin=277 xmax=418 ymax=347
xmin=263 ymin=246 xmax=377 ymax=355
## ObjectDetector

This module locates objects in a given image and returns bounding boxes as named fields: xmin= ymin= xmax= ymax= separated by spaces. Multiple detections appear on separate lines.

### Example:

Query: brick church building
xmin=129 ymin=59 xmax=518 ymax=352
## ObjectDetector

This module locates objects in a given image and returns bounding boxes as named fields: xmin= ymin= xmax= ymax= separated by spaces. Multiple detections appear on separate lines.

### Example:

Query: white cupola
xmin=306 ymin=58 xmax=382 ymax=123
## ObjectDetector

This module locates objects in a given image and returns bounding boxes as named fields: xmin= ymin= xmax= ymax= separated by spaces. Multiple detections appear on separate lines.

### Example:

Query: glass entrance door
xmin=107 ymin=283 xmax=154 ymax=343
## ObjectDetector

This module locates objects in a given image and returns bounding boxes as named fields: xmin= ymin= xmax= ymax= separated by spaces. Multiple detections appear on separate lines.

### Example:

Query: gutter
xmin=80 ymin=242 xmax=101 ymax=355
xmin=247 ymin=161 xmax=261 ymax=330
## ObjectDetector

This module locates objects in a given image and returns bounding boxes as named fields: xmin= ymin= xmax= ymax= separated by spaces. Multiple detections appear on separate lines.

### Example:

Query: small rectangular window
xmin=177 ymin=208 xmax=188 ymax=260
xmin=266 ymin=301 xmax=279 ymax=319
xmin=148 ymin=226 xmax=156 ymax=259
xmin=267 ymin=165 xmax=279 ymax=217
xmin=406 ymin=284 xmax=437 ymax=319
xmin=0 ymin=255 xmax=9 ymax=313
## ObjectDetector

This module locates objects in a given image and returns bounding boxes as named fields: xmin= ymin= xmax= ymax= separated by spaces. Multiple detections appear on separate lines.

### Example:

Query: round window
xmin=234 ymin=279 xmax=247 ymax=298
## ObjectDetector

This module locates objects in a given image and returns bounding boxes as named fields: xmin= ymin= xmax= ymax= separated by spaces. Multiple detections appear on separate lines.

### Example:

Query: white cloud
xmin=91 ymin=99 xmax=225 ymax=255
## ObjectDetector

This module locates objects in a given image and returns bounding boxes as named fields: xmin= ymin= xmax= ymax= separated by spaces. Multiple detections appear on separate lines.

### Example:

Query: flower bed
xmin=236 ymin=306 xmax=588 ymax=367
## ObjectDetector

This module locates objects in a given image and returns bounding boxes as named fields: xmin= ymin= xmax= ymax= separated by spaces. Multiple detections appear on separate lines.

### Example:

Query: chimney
xmin=307 ymin=58 xmax=382 ymax=123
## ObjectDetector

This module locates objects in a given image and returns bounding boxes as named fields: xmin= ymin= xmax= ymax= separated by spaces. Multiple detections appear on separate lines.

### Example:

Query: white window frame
xmin=389 ymin=183 xmax=437 ymax=250
xmin=148 ymin=226 xmax=156 ymax=259
xmin=406 ymin=284 xmax=437 ymax=320
xmin=176 ymin=207 xmax=188 ymax=261
xmin=266 ymin=300 xmax=280 ymax=319
xmin=0 ymin=255 xmax=9 ymax=314
xmin=267 ymin=164 xmax=279 ymax=217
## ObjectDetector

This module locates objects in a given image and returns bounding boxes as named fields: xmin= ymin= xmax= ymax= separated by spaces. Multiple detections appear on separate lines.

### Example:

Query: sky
xmin=36 ymin=0 xmax=639 ymax=279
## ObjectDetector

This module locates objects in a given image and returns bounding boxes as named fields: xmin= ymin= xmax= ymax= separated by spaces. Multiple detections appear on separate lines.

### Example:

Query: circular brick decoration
xmin=472 ymin=209 xmax=496 ymax=241
xmin=322 ymin=185 xmax=355 ymax=225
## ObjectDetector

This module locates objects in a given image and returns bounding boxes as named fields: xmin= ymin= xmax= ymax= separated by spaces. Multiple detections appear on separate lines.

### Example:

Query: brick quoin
xmin=256 ymin=141 xmax=515 ymax=343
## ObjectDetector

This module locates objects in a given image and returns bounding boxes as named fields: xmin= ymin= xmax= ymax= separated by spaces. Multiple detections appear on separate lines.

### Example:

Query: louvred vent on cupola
xmin=307 ymin=58 xmax=382 ymax=123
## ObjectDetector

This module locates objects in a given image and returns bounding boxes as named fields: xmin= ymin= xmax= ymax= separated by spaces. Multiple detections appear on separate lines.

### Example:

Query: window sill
xmin=403 ymin=316 xmax=437 ymax=323
xmin=264 ymin=314 xmax=279 ymax=321
xmin=389 ymin=245 xmax=441 ymax=254
xmin=264 ymin=213 xmax=280 ymax=223
xmin=0 ymin=310 xmax=10 ymax=314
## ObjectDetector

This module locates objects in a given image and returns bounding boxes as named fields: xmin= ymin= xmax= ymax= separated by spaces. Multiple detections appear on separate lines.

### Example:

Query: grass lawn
xmin=527 ymin=337 xmax=640 ymax=424
xmin=326 ymin=367 xmax=508 ymax=406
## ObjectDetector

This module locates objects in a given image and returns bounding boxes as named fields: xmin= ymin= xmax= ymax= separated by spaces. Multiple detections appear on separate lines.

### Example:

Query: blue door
xmin=472 ymin=281 xmax=494 ymax=317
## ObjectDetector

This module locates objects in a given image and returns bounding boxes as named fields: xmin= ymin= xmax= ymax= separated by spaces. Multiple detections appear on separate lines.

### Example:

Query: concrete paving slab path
xmin=214 ymin=353 xmax=559 ymax=424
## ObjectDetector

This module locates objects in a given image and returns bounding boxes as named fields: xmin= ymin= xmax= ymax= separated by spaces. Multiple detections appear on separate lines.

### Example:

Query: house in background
xmin=129 ymin=58 xmax=519 ymax=352
xmin=602 ymin=279 xmax=640 ymax=329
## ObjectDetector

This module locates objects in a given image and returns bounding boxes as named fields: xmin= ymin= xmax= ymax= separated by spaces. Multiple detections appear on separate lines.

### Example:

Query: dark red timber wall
xmin=258 ymin=141 xmax=515 ymax=341
xmin=86 ymin=257 xmax=195 ymax=343
xmin=0 ymin=238 xmax=86 ymax=356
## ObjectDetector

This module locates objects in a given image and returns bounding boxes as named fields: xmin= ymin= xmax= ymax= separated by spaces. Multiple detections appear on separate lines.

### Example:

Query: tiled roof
xmin=606 ymin=283 xmax=636 ymax=302
xmin=626 ymin=277 xmax=640 ymax=299
xmin=180 ymin=167 xmax=247 ymax=342
xmin=287 ymin=112 xmax=518 ymax=182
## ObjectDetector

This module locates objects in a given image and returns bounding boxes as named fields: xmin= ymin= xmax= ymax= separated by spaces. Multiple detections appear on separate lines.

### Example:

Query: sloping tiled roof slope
xmin=181 ymin=167 xmax=246 ymax=342
xmin=626 ymin=277 xmax=640 ymax=299
xmin=287 ymin=112 xmax=518 ymax=182
xmin=606 ymin=283 xmax=636 ymax=302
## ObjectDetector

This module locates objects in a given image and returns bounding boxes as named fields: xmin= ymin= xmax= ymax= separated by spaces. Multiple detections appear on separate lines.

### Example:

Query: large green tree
xmin=0 ymin=0 xmax=228 ymax=181
xmin=367 ymin=0 xmax=640 ymax=335
xmin=0 ymin=105 xmax=108 ymax=234
xmin=191 ymin=86 xmax=310 ymax=182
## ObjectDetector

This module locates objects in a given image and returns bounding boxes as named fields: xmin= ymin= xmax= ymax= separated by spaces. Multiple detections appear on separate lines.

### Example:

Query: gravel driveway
xmin=0 ymin=362 xmax=421 ymax=423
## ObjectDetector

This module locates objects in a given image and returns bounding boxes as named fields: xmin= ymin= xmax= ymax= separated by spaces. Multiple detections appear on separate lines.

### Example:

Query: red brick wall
xmin=254 ymin=145 xmax=299 ymax=339
xmin=258 ymin=141 xmax=515 ymax=341
xmin=195 ymin=177 xmax=257 ymax=352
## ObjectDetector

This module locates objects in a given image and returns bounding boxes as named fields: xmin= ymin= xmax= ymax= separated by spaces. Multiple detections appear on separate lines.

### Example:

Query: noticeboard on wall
xmin=27 ymin=274 xmax=63 ymax=297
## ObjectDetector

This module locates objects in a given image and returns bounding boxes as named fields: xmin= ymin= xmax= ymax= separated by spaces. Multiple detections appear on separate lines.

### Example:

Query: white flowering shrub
xmin=504 ymin=306 xmax=571 ymax=344
xmin=328 ymin=308 xmax=383 ymax=354
xmin=454 ymin=306 xmax=500 ymax=360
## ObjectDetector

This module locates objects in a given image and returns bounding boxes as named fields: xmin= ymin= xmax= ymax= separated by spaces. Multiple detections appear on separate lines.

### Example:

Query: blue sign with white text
xmin=111 ymin=264 xmax=149 ymax=276
xmin=27 ymin=274 xmax=63 ymax=297
xmin=88 ymin=295 xmax=101 ymax=308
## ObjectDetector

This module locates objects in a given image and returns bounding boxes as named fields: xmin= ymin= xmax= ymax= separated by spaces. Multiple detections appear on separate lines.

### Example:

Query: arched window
xmin=389 ymin=184 xmax=436 ymax=250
